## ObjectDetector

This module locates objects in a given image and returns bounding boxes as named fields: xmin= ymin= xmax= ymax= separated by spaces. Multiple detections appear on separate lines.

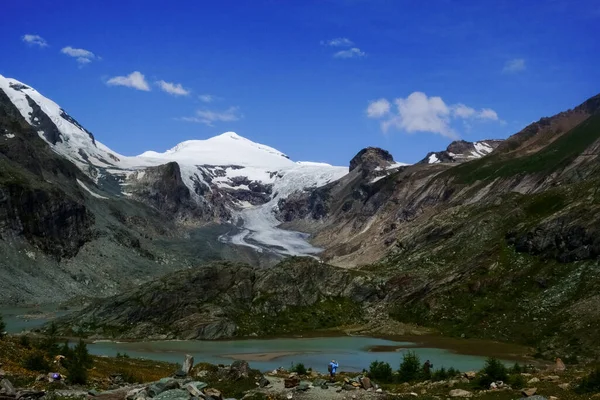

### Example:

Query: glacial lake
xmin=1 ymin=306 xmax=532 ymax=373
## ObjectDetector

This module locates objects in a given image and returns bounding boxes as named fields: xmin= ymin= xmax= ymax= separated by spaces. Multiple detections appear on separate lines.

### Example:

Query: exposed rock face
xmin=419 ymin=139 xmax=502 ymax=164
xmin=349 ymin=147 xmax=394 ymax=173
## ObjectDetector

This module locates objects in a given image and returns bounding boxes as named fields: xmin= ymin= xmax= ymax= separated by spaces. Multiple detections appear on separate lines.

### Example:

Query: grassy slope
xmin=376 ymin=116 xmax=600 ymax=361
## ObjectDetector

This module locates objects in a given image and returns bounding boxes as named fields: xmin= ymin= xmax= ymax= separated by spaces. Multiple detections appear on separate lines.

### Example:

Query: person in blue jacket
xmin=328 ymin=359 xmax=339 ymax=381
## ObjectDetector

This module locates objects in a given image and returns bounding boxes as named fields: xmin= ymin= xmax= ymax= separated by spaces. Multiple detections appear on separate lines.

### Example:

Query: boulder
xmin=449 ymin=389 xmax=473 ymax=398
xmin=554 ymin=358 xmax=566 ymax=372
xmin=528 ymin=378 xmax=540 ymax=384
xmin=153 ymin=389 xmax=190 ymax=400
xmin=284 ymin=377 xmax=300 ymax=388
xmin=0 ymin=379 xmax=16 ymax=396
xmin=296 ymin=382 xmax=310 ymax=391
xmin=320 ymin=384 xmax=328 ymax=390
xmin=376 ymin=388 xmax=383 ymax=393
xmin=313 ymin=379 xmax=327 ymax=387
xmin=558 ymin=383 xmax=570 ymax=390
xmin=185 ymin=382 xmax=208 ymax=397
xmin=229 ymin=361 xmax=250 ymax=380
xmin=463 ymin=371 xmax=477 ymax=380
xmin=204 ymin=388 xmax=222 ymax=400
xmin=149 ymin=378 xmax=180 ymax=397
xmin=182 ymin=355 xmax=195 ymax=376
xmin=342 ymin=384 xmax=356 ymax=391
xmin=522 ymin=388 xmax=537 ymax=397
xmin=258 ymin=377 xmax=270 ymax=388
xmin=360 ymin=377 xmax=372 ymax=389
xmin=127 ymin=388 xmax=146 ymax=400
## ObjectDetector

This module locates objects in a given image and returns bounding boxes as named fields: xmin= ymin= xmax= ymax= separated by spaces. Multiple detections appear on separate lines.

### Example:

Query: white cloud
xmin=106 ymin=71 xmax=151 ymax=91
xmin=321 ymin=37 xmax=354 ymax=47
xmin=366 ymin=98 xmax=391 ymax=118
xmin=503 ymin=58 xmax=526 ymax=73
xmin=22 ymin=34 xmax=48 ymax=47
xmin=367 ymin=92 xmax=500 ymax=138
xmin=333 ymin=47 xmax=366 ymax=59
xmin=180 ymin=107 xmax=242 ymax=126
xmin=156 ymin=80 xmax=190 ymax=96
xmin=199 ymin=94 xmax=216 ymax=103
xmin=61 ymin=46 xmax=97 ymax=64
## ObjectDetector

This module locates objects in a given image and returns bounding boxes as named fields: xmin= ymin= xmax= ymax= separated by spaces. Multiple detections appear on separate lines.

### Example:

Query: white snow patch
xmin=4 ymin=133 xmax=15 ymax=139
xmin=370 ymin=175 xmax=386 ymax=184
xmin=428 ymin=154 xmax=440 ymax=164
xmin=77 ymin=179 xmax=109 ymax=199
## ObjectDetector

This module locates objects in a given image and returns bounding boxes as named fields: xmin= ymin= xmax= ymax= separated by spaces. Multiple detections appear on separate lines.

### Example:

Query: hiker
xmin=423 ymin=360 xmax=433 ymax=375
xmin=328 ymin=359 xmax=339 ymax=381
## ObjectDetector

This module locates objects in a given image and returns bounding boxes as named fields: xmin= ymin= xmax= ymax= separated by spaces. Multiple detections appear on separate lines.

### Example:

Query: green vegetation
xmin=398 ymin=351 xmax=422 ymax=383
xmin=576 ymin=368 xmax=600 ymax=394
xmin=449 ymin=114 xmax=600 ymax=184
xmin=368 ymin=360 xmax=394 ymax=382
xmin=61 ymin=339 xmax=93 ymax=385
xmin=290 ymin=362 xmax=308 ymax=375
xmin=235 ymin=297 xmax=363 ymax=337
xmin=477 ymin=358 xmax=508 ymax=388
xmin=22 ymin=352 xmax=51 ymax=372
xmin=0 ymin=313 xmax=5 ymax=335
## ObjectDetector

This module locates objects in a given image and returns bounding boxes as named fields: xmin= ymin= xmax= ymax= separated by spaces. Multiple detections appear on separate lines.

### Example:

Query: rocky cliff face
xmin=418 ymin=139 xmax=502 ymax=164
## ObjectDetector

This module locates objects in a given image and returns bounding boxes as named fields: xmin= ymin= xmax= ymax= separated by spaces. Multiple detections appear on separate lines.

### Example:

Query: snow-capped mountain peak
xmin=420 ymin=139 xmax=503 ymax=164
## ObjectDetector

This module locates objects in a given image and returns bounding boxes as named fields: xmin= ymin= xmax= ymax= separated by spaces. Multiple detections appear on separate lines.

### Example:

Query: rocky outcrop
xmin=419 ymin=139 xmax=502 ymax=164
xmin=52 ymin=258 xmax=382 ymax=340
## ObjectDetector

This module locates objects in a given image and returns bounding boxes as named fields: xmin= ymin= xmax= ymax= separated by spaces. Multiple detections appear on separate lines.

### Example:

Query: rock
xmin=543 ymin=376 xmax=560 ymax=382
xmin=518 ymin=396 xmax=547 ymax=400
xmin=320 ymin=384 xmax=328 ymax=390
xmin=88 ymin=390 xmax=100 ymax=397
xmin=351 ymin=382 xmax=361 ymax=387
xmin=173 ymin=370 xmax=187 ymax=378
xmin=0 ymin=380 xmax=16 ymax=396
xmin=313 ymin=379 xmax=327 ymax=387
xmin=127 ymin=388 xmax=145 ymax=400
xmin=464 ymin=372 xmax=477 ymax=380
xmin=0 ymin=370 xmax=5 ymax=379
xmin=549 ymin=397 xmax=558 ymax=400
xmin=196 ymin=371 xmax=209 ymax=379
xmin=185 ymin=382 xmax=208 ymax=397
xmin=376 ymin=388 xmax=383 ymax=393
xmin=229 ymin=361 xmax=250 ymax=381
xmin=182 ymin=355 xmax=194 ymax=375
xmin=558 ymin=383 xmax=570 ymax=390
xmin=522 ymin=388 xmax=537 ymax=397
xmin=286 ymin=394 xmax=293 ymax=400
xmin=284 ymin=377 xmax=300 ymax=388
xmin=153 ymin=389 xmax=190 ymax=400
xmin=554 ymin=358 xmax=566 ymax=372
xmin=360 ymin=376 xmax=373 ymax=389
xmin=490 ymin=382 xmax=497 ymax=390
xmin=204 ymin=388 xmax=222 ymax=400
xmin=149 ymin=378 xmax=180 ymax=397
xmin=449 ymin=389 xmax=473 ymax=398
xmin=528 ymin=378 xmax=540 ymax=384
xmin=521 ymin=373 xmax=532 ymax=377
xmin=258 ymin=377 xmax=270 ymax=388
xmin=296 ymin=382 xmax=310 ymax=391
xmin=410 ymin=393 xmax=418 ymax=397
xmin=35 ymin=374 xmax=45 ymax=382
xmin=343 ymin=384 xmax=356 ymax=391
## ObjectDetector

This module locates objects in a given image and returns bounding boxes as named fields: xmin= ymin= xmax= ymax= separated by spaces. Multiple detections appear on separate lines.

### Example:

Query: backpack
xmin=328 ymin=364 xmax=333 ymax=373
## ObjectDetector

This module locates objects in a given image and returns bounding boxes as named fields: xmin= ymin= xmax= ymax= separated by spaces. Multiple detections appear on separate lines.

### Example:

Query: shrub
xmin=509 ymin=373 xmax=526 ymax=389
xmin=19 ymin=335 xmax=31 ymax=348
xmin=0 ymin=313 xmax=6 ymax=335
xmin=116 ymin=352 xmax=130 ymax=359
xmin=398 ymin=351 xmax=421 ymax=383
xmin=23 ymin=352 xmax=51 ymax=372
xmin=447 ymin=367 xmax=460 ymax=377
xmin=576 ymin=368 xmax=600 ymax=394
xmin=477 ymin=358 xmax=508 ymax=389
xmin=63 ymin=339 xmax=93 ymax=385
xmin=368 ymin=361 xmax=393 ymax=382
xmin=510 ymin=362 xmax=522 ymax=374
xmin=290 ymin=362 xmax=307 ymax=375
xmin=432 ymin=367 xmax=448 ymax=381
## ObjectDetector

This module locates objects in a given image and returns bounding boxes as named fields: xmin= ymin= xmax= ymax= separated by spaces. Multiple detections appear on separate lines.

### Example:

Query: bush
xmin=19 ymin=335 xmax=31 ymax=348
xmin=23 ymin=352 xmax=51 ymax=372
xmin=447 ymin=367 xmax=460 ymax=377
xmin=290 ymin=362 xmax=307 ymax=375
xmin=477 ymin=358 xmax=508 ymax=389
xmin=432 ymin=367 xmax=448 ymax=381
xmin=368 ymin=361 xmax=393 ymax=383
xmin=0 ymin=313 xmax=6 ymax=335
xmin=510 ymin=363 xmax=522 ymax=374
xmin=398 ymin=351 xmax=421 ymax=383
xmin=576 ymin=368 xmax=600 ymax=394
xmin=116 ymin=352 xmax=130 ymax=359
xmin=509 ymin=373 xmax=526 ymax=389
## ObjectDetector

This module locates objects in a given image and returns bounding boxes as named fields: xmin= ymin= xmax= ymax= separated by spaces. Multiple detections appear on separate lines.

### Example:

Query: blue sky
xmin=1 ymin=0 xmax=598 ymax=165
